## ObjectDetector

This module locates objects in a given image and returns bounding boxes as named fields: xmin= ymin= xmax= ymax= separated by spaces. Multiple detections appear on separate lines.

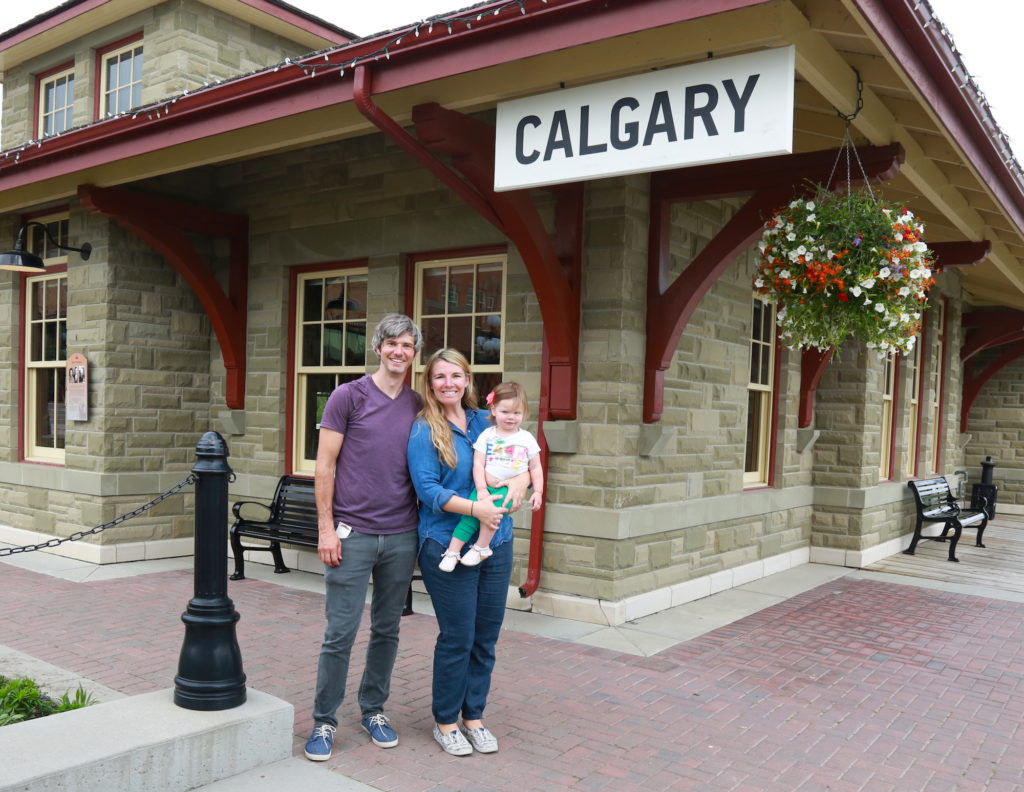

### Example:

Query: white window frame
xmin=38 ymin=66 xmax=75 ymax=138
xmin=99 ymin=40 xmax=143 ymax=118
xmin=291 ymin=267 xmax=370 ymax=475
xmin=413 ymin=254 xmax=507 ymax=392
xmin=24 ymin=214 xmax=70 ymax=463
xmin=744 ymin=296 xmax=775 ymax=487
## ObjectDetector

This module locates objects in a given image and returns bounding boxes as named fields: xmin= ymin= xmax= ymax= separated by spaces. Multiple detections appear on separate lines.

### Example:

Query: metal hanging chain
xmin=0 ymin=473 xmax=197 ymax=557
xmin=825 ymin=67 xmax=876 ymax=210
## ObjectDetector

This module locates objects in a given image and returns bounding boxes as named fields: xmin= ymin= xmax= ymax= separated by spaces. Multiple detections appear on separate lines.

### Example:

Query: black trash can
xmin=971 ymin=456 xmax=998 ymax=519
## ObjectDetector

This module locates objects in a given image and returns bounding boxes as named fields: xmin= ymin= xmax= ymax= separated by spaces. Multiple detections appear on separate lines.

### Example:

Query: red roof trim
xmin=851 ymin=0 xmax=1024 ymax=235
xmin=0 ymin=0 xmax=769 ymax=189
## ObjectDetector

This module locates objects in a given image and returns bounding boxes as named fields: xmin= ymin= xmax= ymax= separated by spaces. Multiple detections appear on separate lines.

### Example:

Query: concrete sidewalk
xmin=3 ymin=549 xmax=1024 ymax=791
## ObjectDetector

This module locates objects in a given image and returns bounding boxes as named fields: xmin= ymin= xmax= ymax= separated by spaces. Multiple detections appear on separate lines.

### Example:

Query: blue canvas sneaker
xmin=304 ymin=723 xmax=336 ymax=761
xmin=361 ymin=713 xmax=399 ymax=748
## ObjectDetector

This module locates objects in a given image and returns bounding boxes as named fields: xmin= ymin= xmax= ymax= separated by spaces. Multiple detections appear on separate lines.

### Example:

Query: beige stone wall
xmin=964 ymin=345 xmax=1024 ymax=508
xmin=1 ymin=0 xmax=314 ymax=150
xmin=0 ymin=210 xmax=208 ymax=542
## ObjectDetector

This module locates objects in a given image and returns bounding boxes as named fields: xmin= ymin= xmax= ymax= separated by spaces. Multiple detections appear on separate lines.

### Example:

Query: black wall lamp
xmin=0 ymin=221 xmax=92 ymax=273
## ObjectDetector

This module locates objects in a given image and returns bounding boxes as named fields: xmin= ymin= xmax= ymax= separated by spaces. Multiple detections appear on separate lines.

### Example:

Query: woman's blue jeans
xmin=312 ymin=529 xmax=418 ymax=728
xmin=418 ymin=537 xmax=513 ymax=724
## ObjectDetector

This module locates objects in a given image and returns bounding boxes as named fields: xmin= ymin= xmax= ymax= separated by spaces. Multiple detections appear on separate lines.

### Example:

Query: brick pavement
xmin=2 ymin=564 xmax=1024 ymax=792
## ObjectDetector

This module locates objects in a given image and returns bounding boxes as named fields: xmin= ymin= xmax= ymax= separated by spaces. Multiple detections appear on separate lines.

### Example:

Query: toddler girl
xmin=440 ymin=381 xmax=544 ymax=571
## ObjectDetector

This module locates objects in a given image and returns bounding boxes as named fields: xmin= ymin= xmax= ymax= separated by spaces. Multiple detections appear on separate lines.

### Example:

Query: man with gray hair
xmin=305 ymin=313 xmax=423 ymax=761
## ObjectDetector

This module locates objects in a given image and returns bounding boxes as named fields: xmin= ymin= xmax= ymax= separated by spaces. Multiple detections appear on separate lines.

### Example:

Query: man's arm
xmin=314 ymin=426 xmax=344 ymax=567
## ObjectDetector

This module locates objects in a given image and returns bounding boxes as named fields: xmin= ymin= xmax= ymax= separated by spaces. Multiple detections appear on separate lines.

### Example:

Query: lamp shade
xmin=0 ymin=247 xmax=46 ymax=272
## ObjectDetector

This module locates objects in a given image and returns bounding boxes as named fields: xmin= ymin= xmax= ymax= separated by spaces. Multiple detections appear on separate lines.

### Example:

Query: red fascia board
xmin=852 ymin=0 xmax=1024 ymax=235
xmin=0 ymin=0 xmax=773 ymax=191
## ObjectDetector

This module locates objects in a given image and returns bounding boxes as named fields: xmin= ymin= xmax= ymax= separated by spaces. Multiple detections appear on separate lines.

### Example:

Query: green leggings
xmin=453 ymin=485 xmax=508 ymax=543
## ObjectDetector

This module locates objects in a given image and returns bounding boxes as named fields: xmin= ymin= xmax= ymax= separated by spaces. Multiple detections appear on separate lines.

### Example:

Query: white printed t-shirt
xmin=472 ymin=426 xmax=541 ymax=482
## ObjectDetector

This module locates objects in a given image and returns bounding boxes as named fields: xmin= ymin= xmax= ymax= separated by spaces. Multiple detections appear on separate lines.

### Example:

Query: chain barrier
xmin=0 ymin=473 xmax=197 ymax=558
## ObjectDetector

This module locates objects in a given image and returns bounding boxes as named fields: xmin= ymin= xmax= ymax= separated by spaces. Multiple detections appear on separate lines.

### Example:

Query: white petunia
xmin=879 ymin=267 xmax=891 ymax=279
xmin=786 ymin=232 xmax=797 ymax=241
xmin=898 ymin=286 xmax=910 ymax=296
xmin=779 ymin=269 xmax=791 ymax=279
xmin=874 ymin=303 xmax=885 ymax=313
xmin=860 ymin=278 xmax=875 ymax=289
xmin=851 ymin=286 xmax=862 ymax=297
xmin=754 ymin=278 xmax=764 ymax=288
xmin=806 ymin=202 xmax=815 ymax=211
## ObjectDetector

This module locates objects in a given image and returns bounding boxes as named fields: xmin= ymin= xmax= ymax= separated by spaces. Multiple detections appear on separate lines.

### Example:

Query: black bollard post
xmin=174 ymin=431 xmax=247 ymax=710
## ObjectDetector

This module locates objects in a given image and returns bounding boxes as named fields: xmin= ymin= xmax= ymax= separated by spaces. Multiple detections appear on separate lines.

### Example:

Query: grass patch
xmin=0 ymin=674 xmax=94 ymax=726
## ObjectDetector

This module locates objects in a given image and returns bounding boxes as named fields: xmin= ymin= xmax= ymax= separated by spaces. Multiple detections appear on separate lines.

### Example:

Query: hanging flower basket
xmin=753 ymin=185 xmax=936 ymax=356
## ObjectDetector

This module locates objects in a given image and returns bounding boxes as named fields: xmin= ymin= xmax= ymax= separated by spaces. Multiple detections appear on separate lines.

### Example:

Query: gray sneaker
xmin=461 ymin=725 xmax=498 ymax=753
xmin=433 ymin=724 xmax=473 ymax=755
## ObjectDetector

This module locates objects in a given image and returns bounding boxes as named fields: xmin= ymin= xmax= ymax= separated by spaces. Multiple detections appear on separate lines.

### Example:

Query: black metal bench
xmin=230 ymin=474 xmax=417 ymax=613
xmin=905 ymin=477 xmax=989 ymax=562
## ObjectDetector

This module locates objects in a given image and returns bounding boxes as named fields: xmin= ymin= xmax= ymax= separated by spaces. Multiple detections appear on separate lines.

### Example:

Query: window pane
xmin=421 ymin=316 xmax=445 ymax=358
xmin=448 ymin=266 xmax=474 ymax=314
xmin=345 ymin=322 xmax=366 ymax=366
xmin=323 ymin=323 xmax=343 ymax=366
xmin=448 ymin=315 xmax=473 ymax=361
xmin=346 ymin=279 xmax=367 ymax=319
xmin=745 ymin=391 xmax=762 ymax=473
xmin=33 ymin=368 xmax=65 ymax=450
xmin=475 ymin=315 xmax=501 ymax=366
xmin=323 ymin=278 xmax=345 ymax=320
xmin=477 ymin=262 xmax=503 ymax=311
xmin=303 ymin=279 xmax=323 ymax=322
xmin=302 ymin=324 xmax=321 ymax=367
xmin=303 ymin=373 xmax=337 ymax=464
xmin=760 ymin=344 xmax=770 ymax=384
xmin=421 ymin=267 xmax=446 ymax=315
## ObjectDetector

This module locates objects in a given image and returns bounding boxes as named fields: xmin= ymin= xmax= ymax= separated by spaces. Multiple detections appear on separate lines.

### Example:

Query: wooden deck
xmin=865 ymin=513 xmax=1024 ymax=594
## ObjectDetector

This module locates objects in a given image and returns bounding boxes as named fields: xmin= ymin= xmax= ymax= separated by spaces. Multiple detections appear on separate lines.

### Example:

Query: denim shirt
xmin=407 ymin=408 xmax=513 ymax=550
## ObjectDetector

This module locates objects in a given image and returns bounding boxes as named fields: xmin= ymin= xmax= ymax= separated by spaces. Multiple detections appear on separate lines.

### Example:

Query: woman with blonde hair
xmin=407 ymin=348 xmax=530 ymax=756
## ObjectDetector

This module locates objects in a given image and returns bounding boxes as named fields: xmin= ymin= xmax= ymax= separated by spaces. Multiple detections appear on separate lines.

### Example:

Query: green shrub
xmin=0 ymin=674 xmax=94 ymax=726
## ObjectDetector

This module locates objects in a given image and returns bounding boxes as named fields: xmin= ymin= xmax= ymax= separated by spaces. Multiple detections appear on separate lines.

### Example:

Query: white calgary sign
xmin=494 ymin=46 xmax=795 ymax=191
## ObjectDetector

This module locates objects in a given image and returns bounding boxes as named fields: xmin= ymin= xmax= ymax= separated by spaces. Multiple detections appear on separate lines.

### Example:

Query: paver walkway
xmin=3 ymin=561 xmax=1024 ymax=791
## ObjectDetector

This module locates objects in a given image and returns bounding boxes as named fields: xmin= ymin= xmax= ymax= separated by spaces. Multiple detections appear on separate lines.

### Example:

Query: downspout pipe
xmin=353 ymin=64 xmax=550 ymax=599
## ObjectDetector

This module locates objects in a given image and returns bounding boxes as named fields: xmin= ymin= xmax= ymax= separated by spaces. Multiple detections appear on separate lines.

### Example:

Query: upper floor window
xmin=413 ymin=253 xmax=506 ymax=398
xmin=37 ymin=63 xmax=74 ymax=138
xmin=22 ymin=214 xmax=70 ymax=463
xmin=289 ymin=265 xmax=368 ymax=475
xmin=744 ymin=296 xmax=776 ymax=487
xmin=98 ymin=37 xmax=143 ymax=118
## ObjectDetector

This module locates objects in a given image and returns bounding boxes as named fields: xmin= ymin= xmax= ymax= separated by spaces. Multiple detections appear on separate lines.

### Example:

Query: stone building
xmin=1 ymin=0 xmax=1022 ymax=624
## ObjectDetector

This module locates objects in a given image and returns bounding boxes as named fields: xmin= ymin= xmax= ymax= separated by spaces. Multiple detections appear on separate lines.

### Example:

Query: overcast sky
xmin=0 ymin=0 xmax=1020 ymax=161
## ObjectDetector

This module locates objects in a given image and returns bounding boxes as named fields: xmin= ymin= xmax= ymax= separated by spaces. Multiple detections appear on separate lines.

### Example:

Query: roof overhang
xmin=1 ymin=0 xmax=1023 ymax=308
xmin=0 ymin=0 xmax=352 ymax=74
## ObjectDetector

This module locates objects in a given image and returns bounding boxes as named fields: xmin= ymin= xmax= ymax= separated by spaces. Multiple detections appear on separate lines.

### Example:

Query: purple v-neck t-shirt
xmin=319 ymin=375 xmax=421 ymax=535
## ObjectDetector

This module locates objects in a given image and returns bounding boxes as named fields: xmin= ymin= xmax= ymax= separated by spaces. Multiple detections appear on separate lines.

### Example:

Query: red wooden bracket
xmin=929 ymin=240 xmax=990 ymax=268
xmin=78 ymin=184 xmax=249 ymax=409
xmin=961 ymin=309 xmax=1024 ymax=362
xmin=798 ymin=348 xmax=835 ymax=428
xmin=411 ymin=101 xmax=582 ymax=418
xmin=961 ymin=340 xmax=1024 ymax=432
